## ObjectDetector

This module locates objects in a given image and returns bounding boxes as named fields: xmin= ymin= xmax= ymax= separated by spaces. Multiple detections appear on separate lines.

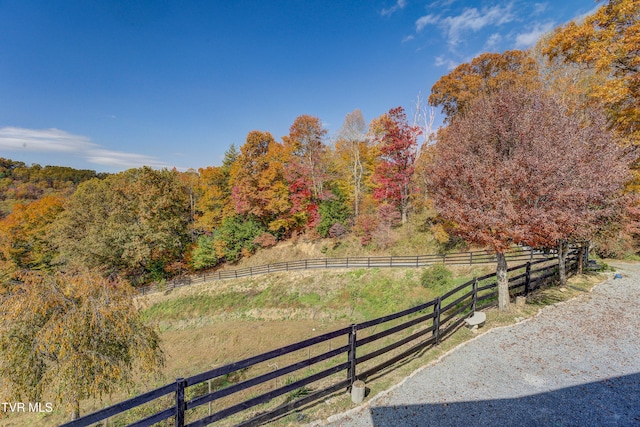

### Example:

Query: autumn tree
xmin=0 ymin=195 xmax=64 ymax=277
xmin=370 ymin=107 xmax=421 ymax=224
xmin=195 ymin=145 xmax=238 ymax=231
xmin=286 ymin=115 xmax=330 ymax=199
xmin=544 ymin=0 xmax=640 ymax=145
xmin=56 ymin=167 xmax=191 ymax=283
xmin=429 ymin=50 xmax=541 ymax=121
xmin=0 ymin=269 xmax=164 ymax=420
xmin=282 ymin=115 xmax=331 ymax=231
xmin=334 ymin=109 xmax=375 ymax=217
xmin=229 ymin=131 xmax=291 ymax=232
xmin=531 ymin=34 xmax=607 ymax=117
xmin=425 ymin=88 xmax=630 ymax=310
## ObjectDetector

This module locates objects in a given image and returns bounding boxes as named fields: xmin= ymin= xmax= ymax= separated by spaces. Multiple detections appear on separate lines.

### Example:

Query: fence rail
xmin=61 ymin=249 xmax=581 ymax=427
xmin=138 ymin=247 xmax=557 ymax=295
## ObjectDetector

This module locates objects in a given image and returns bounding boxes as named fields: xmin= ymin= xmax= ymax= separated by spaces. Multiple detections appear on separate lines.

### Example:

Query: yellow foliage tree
xmin=544 ymin=0 xmax=640 ymax=145
xmin=0 ymin=270 xmax=164 ymax=421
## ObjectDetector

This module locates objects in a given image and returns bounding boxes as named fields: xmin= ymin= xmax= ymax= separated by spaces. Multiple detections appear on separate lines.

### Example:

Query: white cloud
xmin=428 ymin=0 xmax=456 ymax=8
xmin=435 ymin=55 xmax=459 ymax=70
xmin=381 ymin=0 xmax=407 ymax=17
xmin=0 ymin=127 xmax=170 ymax=169
xmin=414 ymin=4 xmax=516 ymax=48
xmin=416 ymin=14 xmax=439 ymax=32
xmin=515 ymin=21 xmax=555 ymax=48
xmin=533 ymin=3 xmax=548 ymax=15
xmin=441 ymin=4 xmax=516 ymax=47
xmin=484 ymin=33 xmax=502 ymax=50
xmin=402 ymin=34 xmax=415 ymax=43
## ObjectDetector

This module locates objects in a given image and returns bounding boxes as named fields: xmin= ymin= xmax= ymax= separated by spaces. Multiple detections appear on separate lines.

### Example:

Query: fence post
xmin=524 ymin=262 xmax=532 ymax=296
xmin=368 ymin=257 xmax=370 ymax=268
xmin=250 ymin=267 xmax=253 ymax=276
xmin=584 ymin=241 xmax=590 ymax=264
xmin=416 ymin=256 xmax=419 ymax=268
xmin=175 ymin=378 xmax=186 ymax=427
xmin=433 ymin=297 xmax=441 ymax=345
xmin=472 ymin=278 xmax=478 ymax=313
xmin=442 ymin=254 xmax=446 ymax=264
xmin=347 ymin=324 xmax=357 ymax=390
xmin=469 ymin=252 xmax=472 ymax=265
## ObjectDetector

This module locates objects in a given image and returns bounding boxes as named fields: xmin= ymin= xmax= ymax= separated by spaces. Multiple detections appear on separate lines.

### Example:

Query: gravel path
xmin=316 ymin=263 xmax=640 ymax=427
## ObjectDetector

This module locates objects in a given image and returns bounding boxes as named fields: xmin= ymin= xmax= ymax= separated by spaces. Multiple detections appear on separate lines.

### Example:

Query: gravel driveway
xmin=316 ymin=263 xmax=640 ymax=427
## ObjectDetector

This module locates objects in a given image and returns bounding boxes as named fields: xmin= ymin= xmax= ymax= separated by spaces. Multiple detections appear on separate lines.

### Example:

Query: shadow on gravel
xmin=369 ymin=373 xmax=640 ymax=427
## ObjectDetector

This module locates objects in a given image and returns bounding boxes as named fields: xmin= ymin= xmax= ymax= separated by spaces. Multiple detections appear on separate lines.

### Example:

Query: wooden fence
xmin=138 ymin=247 xmax=556 ymax=296
xmin=60 ymin=250 xmax=580 ymax=427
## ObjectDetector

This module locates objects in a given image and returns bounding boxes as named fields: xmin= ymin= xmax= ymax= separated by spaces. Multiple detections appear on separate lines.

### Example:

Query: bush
xmin=328 ymin=222 xmax=347 ymax=239
xmin=253 ymin=232 xmax=277 ymax=248
xmin=190 ymin=235 xmax=220 ymax=270
xmin=420 ymin=264 xmax=453 ymax=290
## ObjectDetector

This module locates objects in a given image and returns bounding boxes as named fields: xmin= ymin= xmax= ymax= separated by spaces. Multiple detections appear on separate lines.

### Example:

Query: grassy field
xmin=0 ymin=232 xmax=608 ymax=426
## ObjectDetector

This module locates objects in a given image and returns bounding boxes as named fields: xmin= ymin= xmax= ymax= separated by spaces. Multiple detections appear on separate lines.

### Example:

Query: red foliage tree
xmin=283 ymin=115 xmax=330 ymax=230
xmin=371 ymin=107 xmax=422 ymax=224
xmin=426 ymin=88 xmax=630 ymax=310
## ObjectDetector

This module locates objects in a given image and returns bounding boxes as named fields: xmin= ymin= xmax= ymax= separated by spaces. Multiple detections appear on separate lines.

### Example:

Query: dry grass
xmin=1 ymin=258 xmax=606 ymax=427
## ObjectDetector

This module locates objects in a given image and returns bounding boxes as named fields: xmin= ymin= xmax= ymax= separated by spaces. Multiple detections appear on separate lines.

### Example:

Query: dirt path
xmin=316 ymin=263 xmax=640 ymax=427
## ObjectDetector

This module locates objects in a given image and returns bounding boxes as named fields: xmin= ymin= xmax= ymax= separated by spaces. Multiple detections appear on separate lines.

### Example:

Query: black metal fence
xmin=61 ymin=250 xmax=580 ymax=427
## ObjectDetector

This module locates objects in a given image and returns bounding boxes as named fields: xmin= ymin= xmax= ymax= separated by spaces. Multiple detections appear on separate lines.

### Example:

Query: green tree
xmin=214 ymin=215 xmax=266 ymax=262
xmin=0 ymin=270 xmax=164 ymax=421
xmin=317 ymin=189 xmax=351 ymax=238
xmin=56 ymin=167 xmax=191 ymax=283
xmin=190 ymin=235 xmax=220 ymax=270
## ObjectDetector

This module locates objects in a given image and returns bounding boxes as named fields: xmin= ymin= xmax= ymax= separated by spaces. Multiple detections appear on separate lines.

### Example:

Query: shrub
xmin=253 ymin=232 xmax=277 ymax=248
xmin=354 ymin=214 xmax=379 ymax=246
xmin=328 ymin=222 xmax=347 ymax=239
xmin=420 ymin=264 xmax=453 ymax=290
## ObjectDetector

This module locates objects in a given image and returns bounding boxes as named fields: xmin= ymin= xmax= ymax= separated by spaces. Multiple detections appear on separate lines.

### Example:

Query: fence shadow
xmin=368 ymin=373 xmax=640 ymax=427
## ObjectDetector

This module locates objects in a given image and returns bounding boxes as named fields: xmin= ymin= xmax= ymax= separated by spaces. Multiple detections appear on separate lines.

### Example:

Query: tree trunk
xmin=558 ymin=240 xmax=568 ymax=286
xmin=496 ymin=252 xmax=510 ymax=311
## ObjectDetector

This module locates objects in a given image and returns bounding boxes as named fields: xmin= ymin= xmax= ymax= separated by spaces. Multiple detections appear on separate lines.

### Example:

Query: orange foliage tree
xmin=429 ymin=50 xmax=541 ymax=121
xmin=544 ymin=0 xmax=640 ymax=145
xmin=229 ymin=131 xmax=291 ymax=232
xmin=0 ymin=195 xmax=64 ymax=277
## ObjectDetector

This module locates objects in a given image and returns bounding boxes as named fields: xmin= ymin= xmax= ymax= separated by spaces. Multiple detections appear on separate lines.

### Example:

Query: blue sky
xmin=0 ymin=0 xmax=598 ymax=172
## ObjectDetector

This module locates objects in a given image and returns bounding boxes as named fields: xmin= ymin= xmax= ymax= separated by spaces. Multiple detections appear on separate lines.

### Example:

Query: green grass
xmin=142 ymin=263 xmax=497 ymax=329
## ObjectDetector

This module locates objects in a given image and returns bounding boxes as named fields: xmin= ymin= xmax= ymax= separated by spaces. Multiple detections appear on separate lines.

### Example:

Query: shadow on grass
xmin=369 ymin=373 xmax=640 ymax=427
